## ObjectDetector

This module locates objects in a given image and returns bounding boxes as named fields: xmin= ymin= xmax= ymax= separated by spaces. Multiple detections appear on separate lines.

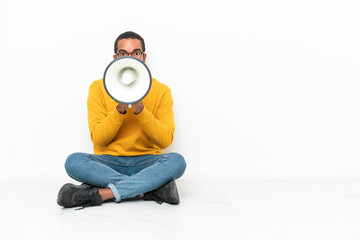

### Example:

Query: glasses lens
xmin=132 ymin=50 xmax=142 ymax=58
xmin=118 ymin=50 xmax=128 ymax=57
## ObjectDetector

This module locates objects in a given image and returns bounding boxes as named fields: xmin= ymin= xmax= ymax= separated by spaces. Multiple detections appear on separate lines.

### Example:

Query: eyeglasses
xmin=116 ymin=49 xmax=144 ymax=59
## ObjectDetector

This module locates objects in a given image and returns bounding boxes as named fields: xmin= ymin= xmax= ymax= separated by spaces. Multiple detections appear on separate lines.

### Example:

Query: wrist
xmin=117 ymin=107 xmax=127 ymax=115
xmin=116 ymin=104 xmax=127 ymax=114
xmin=134 ymin=106 xmax=144 ymax=115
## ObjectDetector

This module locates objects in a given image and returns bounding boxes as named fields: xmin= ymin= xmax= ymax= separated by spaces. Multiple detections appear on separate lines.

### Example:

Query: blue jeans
xmin=64 ymin=152 xmax=186 ymax=202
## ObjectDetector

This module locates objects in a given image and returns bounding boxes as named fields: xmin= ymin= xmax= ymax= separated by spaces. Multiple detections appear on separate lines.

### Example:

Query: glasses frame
xmin=116 ymin=49 xmax=144 ymax=59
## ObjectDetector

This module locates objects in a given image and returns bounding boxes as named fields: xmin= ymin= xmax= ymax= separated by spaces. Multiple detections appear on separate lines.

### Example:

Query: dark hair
xmin=114 ymin=31 xmax=146 ymax=53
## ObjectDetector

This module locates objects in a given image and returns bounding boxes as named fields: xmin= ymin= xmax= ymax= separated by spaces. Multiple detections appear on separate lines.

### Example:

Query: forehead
xmin=117 ymin=38 xmax=142 ymax=51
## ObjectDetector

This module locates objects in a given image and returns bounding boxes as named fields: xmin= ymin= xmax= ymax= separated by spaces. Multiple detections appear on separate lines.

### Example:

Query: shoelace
xmin=74 ymin=190 xmax=96 ymax=210
xmin=151 ymin=193 xmax=164 ymax=205
xmin=75 ymin=199 xmax=96 ymax=210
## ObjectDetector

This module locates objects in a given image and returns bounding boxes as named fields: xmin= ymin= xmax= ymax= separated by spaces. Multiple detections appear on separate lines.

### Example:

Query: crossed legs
xmin=64 ymin=152 xmax=186 ymax=203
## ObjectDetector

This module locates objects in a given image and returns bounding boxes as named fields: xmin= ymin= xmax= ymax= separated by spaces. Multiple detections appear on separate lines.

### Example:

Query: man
xmin=57 ymin=31 xmax=186 ymax=209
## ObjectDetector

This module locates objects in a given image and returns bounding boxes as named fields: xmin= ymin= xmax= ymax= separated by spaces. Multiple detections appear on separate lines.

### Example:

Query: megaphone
xmin=103 ymin=56 xmax=152 ymax=108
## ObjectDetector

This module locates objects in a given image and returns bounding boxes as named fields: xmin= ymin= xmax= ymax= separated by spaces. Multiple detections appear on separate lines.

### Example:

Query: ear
xmin=113 ymin=54 xmax=117 ymax=60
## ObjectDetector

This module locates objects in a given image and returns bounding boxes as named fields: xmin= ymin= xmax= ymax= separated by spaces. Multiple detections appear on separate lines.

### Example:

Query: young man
xmin=57 ymin=31 xmax=186 ymax=209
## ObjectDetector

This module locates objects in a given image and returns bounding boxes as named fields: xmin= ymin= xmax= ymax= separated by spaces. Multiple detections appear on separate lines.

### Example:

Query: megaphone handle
xmin=128 ymin=104 xmax=132 ymax=108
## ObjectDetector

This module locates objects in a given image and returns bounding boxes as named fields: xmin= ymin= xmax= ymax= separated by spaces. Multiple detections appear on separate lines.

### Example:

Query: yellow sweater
xmin=87 ymin=78 xmax=175 ymax=156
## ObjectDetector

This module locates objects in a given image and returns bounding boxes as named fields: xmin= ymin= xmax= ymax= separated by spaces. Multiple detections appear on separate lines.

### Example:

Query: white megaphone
xmin=103 ymin=56 xmax=152 ymax=108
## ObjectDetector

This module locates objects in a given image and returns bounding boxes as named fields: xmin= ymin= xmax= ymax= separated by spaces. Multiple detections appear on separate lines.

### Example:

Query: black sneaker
xmin=57 ymin=183 xmax=102 ymax=210
xmin=143 ymin=180 xmax=180 ymax=204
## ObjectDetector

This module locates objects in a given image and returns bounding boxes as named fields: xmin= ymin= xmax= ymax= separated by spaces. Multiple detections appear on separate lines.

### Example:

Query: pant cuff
xmin=107 ymin=183 xmax=121 ymax=202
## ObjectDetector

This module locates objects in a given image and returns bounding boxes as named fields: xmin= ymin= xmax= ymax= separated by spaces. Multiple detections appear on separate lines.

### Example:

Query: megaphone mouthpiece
xmin=120 ymin=67 xmax=136 ymax=85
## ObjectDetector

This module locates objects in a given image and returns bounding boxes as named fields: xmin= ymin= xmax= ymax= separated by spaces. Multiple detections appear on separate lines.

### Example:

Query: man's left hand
xmin=133 ymin=101 xmax=144 ymax=114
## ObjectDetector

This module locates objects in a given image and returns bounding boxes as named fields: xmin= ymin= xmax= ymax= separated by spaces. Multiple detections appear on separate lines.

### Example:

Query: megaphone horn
xmin=103 ymin=56 xmax=152 ymax=108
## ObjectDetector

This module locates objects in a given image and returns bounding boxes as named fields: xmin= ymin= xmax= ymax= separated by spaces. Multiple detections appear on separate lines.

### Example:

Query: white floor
xmin=1 ymin=180 xmax=359 ymax=240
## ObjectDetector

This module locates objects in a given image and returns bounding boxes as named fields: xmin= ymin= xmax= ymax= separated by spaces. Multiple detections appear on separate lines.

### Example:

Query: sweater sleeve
xmin=135 ymin=89 xmax=175 ymax=149
xmin=87 ymin=82 xmax=126 ymax=147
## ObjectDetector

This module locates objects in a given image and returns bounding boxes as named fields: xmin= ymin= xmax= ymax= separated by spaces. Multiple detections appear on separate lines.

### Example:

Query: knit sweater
xmin=87 ymin=78 xmax=175 ymax=156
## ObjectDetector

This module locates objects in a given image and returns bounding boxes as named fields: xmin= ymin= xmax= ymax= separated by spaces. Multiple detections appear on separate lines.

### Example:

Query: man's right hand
xmin=116 ymin=103 xmax=128 ymax=114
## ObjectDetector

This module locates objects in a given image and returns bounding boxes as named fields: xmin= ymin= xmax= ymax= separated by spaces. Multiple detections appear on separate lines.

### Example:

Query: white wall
xmin=0 ymin=0 xmax=359 ymax=181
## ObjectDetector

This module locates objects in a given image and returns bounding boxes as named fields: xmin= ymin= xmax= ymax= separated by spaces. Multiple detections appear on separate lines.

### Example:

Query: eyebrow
xmin=118 ymin=48 xmax=142 ymax=52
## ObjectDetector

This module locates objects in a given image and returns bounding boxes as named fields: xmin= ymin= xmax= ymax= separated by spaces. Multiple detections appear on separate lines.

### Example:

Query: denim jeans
xmin=64 ymin=152 xmax=186 ymax=202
